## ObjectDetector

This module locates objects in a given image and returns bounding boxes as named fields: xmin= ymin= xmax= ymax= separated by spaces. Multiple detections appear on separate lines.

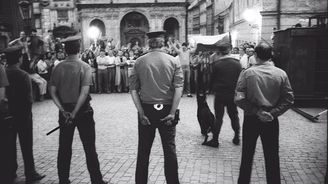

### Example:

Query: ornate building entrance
xmin=164 ymin=17 xmax=180 ymax=40
xmin=120 ymin=12 xmax=149 ymax=47
xmin=79 ymin=1 xmax=187 ymax=49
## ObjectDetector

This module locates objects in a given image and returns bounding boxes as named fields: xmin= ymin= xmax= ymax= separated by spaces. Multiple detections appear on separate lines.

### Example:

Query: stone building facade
xmin=260 ymin=0 xmax=327 ymax=42
xmin=31 ymin=0 xmax=328 ymax=49
xmin=38 ymin=0 xmax=78 ymax=39
xmin=188 ymin=0 xmax=200 ymax=34
xmin=188 ymin=0 xmax=214 ymax=35
xmin=189 ymin=0 xmax=327 ymax=46
xmin=78 ymin=0 xmax=188 ymax=49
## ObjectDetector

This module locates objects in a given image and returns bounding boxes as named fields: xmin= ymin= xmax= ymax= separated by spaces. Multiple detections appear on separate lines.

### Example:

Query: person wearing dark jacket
xmin=204 ymin=44 xmax=242 ymax=148
xmin=27 ymin=29 xmax=44 ymax=64
xmin=0 ymin=57 xmax=13 ymax=183
xmin=4 ymin=46 xmax=45 ymax=183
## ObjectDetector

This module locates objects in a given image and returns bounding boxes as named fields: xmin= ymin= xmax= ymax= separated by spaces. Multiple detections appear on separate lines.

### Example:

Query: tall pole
xmin=185 ymin=0 xmax=189 ymax=43
xmin=24 ymin=18 xmax=32 ymax=36
xmin=277 ymin=0 xmax=281 ymax=30
xmin=326 ymin=97 xmax=327 ymax=184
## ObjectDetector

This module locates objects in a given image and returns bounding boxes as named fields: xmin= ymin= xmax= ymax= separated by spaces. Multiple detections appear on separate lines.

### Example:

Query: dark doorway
xmin=164 ymin=18 xmax=179 ymax=41
xmin=89 ymin=19 xmax=106 ymax=36
xmin=120 ymin=12 xmax=149 ymax=47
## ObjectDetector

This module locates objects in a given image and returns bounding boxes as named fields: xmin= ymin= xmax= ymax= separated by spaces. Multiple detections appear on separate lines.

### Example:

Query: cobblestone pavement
xmin=13 ymin=94 xmax=327 ymax=184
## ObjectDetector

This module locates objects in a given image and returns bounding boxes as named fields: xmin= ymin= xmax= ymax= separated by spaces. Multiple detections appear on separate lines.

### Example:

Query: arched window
xmin=89 ymin=19 xmax=106 ymax=36
xmin=164 ymin=18 xmax=179 ymax=41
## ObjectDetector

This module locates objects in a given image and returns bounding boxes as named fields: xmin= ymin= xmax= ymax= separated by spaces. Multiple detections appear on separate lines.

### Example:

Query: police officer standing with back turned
xmin=0 ymin=51 xmax=13 ymax=184
xmin=130 ymin=31 xmax=184 ymax=184
xmin=49 ymin=35 xmax=107 ymax=184
xmin=235 ymin=42 xmax=294 ymax=184
xmin=4 ymin=46 xmax=45 ymax=183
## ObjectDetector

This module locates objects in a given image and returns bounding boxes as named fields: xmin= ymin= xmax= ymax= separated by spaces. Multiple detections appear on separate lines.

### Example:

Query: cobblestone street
xmin=13 ymin=93 xmax=327 ymax=184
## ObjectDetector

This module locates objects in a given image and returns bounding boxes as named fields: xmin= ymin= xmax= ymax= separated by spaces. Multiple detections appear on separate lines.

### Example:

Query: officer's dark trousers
xmin=0 ymin=114 xmax=15 ymax=183
xmin=136 ymin=104 xmax=179 ymax=184
xmin=58 ymin=104 xmax=103 ymax=184
xmin=238 ymin=115 xmax=281 ymax=184
xmin=12 ymin=104 xmax=37 ymax=176
xmin=213 ymin=95 xmax=240 ymax=141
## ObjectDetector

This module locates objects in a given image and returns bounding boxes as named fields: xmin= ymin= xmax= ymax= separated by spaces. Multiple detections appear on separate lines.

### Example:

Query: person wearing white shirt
xmin=170 ymin=41 xmax=194 ymax=97
xmin=96 ymin=49 xmax=110 ymax=93
xmin=248 ymin=55 xmax=257 ymax=67
xmin=115 ymin=50 xmax=128 ymax=92
xmin=126 ymin=50 xmax=136 ymax=78
xmin=107 ymin=50 xmax=116 ymax=93
xmin=239 ymin=47 xmax=248 ymax=69
xmin=54 ymin=52 xmax=66 ymax=68
xmin=37 ymin=57 xmax=49 ymax=81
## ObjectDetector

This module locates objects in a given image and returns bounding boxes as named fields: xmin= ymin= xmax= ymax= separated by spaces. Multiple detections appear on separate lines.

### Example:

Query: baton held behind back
xmin=46 ymin=126 xmax=60 ymax=135
xmin=46 ymin=116 xmax=72 ymax=136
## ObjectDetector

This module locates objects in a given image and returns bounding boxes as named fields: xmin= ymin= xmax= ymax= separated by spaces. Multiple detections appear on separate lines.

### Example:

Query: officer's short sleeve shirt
xmin=129 ymin=50 xmax=184 ymax=104
xmin=50 ymin=59 xmax=92 ymax=103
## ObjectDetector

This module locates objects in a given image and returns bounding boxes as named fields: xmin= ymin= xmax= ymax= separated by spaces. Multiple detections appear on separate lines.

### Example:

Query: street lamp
xmin=18 ymin=0 xmax=32 ymax=35
xmin=242 ymin=8 xmax=262 ymax=44
xmin=87 ymin=26 xmax=101 ymax=44
xmin=230 ymin=30 xmax=238 ymax=47
xmin=242 ymin=9 xmax=261 ymax=24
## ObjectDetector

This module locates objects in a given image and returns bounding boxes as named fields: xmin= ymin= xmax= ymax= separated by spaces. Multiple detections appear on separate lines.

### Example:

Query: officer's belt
xmin=141 ymin=103 xmax=171 ymax=111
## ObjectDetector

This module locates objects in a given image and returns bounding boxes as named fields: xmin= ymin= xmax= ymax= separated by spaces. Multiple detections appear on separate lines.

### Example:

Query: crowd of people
xmin=1 ymin=28 xmax=263 ymax=101
xmin=0 ymin=28 xmax=295 ymax=184
xmin=0 ymin=30 xmax=204 ymax=99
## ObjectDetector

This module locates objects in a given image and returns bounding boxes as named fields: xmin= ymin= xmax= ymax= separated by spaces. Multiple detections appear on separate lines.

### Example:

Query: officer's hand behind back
xmin=160 ymin=114 xmax=175 ymax=126
xmin=140 ymin=114 xmax=151 ymax=126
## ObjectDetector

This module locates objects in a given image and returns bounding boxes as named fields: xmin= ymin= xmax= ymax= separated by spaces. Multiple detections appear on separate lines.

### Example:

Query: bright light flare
xmin=231 ymin=30 xmax=238 ymax=40
xmin=87 ymin=26 xmax=101 ymax=40
xmin=230 ymin=30 xmax=238 ymax=47
xmin=242 ymin=9 xmax=261 ymax=23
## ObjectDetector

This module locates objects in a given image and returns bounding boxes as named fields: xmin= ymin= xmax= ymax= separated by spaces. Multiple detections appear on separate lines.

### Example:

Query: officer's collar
xmin=255 ymin=60 xmax=272 ymax=66
xmin=65 ymin=54 xmax=79 ymax=61
xmin=148 ymin=48 xmax=165 ymax=53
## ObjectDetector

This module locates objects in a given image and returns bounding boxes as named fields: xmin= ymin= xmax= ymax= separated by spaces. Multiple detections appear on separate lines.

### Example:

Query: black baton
xmin=46 ymin=126 xmax=60 ymax=136
xmin=46 ymin=116 xmax=72 ymax=136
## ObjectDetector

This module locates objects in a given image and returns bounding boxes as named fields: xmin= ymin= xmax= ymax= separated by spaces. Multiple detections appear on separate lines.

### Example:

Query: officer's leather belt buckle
xmin=153 ymin=104 xmax=164 ymax=111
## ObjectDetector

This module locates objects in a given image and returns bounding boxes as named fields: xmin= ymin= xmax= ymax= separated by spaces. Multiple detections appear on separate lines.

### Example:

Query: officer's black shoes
xmin=59 ymin=181 xmax=71 ymax=184
xmin=187 ymin=94 xmax=193 ymax=97
xmin=203 ymin=139 xmax=219 ymax=148
xmin=232 ymin=134 xmax=240 ymax=145
xmin=25 ymin=172 xmax=45 ymax=183
xmin=92 ymin=181 xmax=109 ymax=184
xmin=59 ymin=179 xmax=71 ymax=184
xmin=98 ymin=181 xmax=108 ymax=184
